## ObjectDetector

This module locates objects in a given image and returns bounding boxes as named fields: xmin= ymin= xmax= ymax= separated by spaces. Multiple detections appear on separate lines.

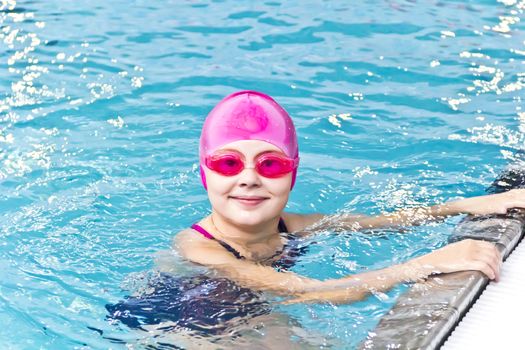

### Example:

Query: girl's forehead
xmin=217 ymin=140 xmax=284 ymax=154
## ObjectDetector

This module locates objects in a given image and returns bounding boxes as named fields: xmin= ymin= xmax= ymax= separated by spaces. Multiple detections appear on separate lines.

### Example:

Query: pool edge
xmin=360 ymin=213 xmax=525 ymax=349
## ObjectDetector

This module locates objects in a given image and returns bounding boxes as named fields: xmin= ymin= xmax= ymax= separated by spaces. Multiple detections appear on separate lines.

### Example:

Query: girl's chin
xmin=232 ymin=216 xmax=267 ymax=227
xmin=226 ymin=212 xmax=276 ymax=227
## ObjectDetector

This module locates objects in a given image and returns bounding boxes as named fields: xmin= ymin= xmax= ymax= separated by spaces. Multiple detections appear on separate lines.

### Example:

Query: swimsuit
xmin=190 ymin=218 xmax=307 ymax=271
xmin=106 ymin=273 xmax=270 ymax=335
xmin=106 ymin=219 xmax=308 ymax=334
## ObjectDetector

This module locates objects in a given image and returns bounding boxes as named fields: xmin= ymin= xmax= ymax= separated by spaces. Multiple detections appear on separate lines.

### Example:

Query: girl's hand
xmin=406 ymin=239 xmax=502 ymax=281
xmin=286 ymin=239 xmax=502 ymax=305
xmin=448 ymin=188 xmax=525 ymax=216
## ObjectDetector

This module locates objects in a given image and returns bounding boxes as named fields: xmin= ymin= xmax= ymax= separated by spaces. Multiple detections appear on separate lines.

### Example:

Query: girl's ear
xmin=200 ymin=165 xmax=208 ymax=190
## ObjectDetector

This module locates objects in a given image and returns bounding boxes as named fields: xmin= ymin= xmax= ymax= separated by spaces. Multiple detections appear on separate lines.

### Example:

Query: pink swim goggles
xmin=205 ymin=150 xmax=299 ymax=178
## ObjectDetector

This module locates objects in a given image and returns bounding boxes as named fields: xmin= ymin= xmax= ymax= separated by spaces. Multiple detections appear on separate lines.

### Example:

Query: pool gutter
xmin=360 ymin=212 xmax=525 ymax=349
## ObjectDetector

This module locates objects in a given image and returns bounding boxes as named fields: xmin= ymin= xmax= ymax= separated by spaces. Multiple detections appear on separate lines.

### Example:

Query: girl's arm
xmin=296 ymin=188 xmax=525 ymax=232
xmin=177 ymin=232 xmax=501 ymax=304
xmin=287 ymin=239 xmax=501 ymax=304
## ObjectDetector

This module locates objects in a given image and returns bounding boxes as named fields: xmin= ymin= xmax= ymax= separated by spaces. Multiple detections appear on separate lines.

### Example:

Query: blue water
xmin=1 ymin=0 xmax=524 ymax=348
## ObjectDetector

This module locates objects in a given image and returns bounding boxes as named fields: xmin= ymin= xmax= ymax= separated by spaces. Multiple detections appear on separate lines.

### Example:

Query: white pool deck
xmin=442 ymin=237 xmax=525 ymax=349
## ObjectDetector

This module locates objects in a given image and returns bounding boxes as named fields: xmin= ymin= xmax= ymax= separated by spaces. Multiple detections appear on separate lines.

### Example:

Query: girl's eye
xmin=223 ymin=158 xmax=240 ymax=168
xmin=260 ymin=159 xmax=275 ymax=168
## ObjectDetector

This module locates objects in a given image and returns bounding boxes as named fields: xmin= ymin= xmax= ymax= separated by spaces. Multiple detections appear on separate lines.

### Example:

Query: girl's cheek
xmin=206 ymin=172 xmax=233 ymax=192
xmin=264 ymin=177 xmax=292 ymax=194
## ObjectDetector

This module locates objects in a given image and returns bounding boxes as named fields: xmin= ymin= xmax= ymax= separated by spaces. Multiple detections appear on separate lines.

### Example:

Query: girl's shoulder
xmin=172 ymin=228 xmax=198 ymax=245
xmin=172 ymin=227 xmax=237 ymax=266
xmin=173 ymin=227 xmax=214 ymax=252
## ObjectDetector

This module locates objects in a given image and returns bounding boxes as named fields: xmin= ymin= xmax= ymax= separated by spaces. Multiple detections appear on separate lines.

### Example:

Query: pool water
xmin=1 ymin=0 xmax=524 ymax=348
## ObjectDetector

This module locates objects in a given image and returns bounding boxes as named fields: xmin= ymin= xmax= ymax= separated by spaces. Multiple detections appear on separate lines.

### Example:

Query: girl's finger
xmin=472 ymin=260 xmax=496 ymax=280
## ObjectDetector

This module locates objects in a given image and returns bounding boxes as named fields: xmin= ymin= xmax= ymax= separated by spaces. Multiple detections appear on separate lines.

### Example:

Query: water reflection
xmin=1 ymin=0 xmax=524 ymax=348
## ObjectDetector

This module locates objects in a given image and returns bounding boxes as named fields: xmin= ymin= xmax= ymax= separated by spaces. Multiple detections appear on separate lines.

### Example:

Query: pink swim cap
xmin=199 ymin=90 xmax=299 ymax=189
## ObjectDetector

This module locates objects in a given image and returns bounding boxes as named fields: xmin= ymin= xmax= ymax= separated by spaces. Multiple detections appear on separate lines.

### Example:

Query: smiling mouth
xmin=229 ymin=196 xmax=269 ymax=205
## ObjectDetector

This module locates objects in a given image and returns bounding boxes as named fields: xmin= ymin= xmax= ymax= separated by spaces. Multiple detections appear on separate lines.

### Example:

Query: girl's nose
xmin=237 ymin=167 xmax=262 ymax=188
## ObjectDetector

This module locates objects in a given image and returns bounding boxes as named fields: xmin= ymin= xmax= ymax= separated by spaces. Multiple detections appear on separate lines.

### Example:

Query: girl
xmin=108 ymin=90 xmax=524 ymax=340
xmin=177 ymin=90 xmax=525 ymax=303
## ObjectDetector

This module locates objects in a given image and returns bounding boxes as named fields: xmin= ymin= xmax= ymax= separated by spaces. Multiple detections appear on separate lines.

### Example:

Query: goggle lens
xmin=205 ymin=152 xmax=297 ymax=178
xmin=255 ymin=154 xmax=295 ymax=178
xmin=206 ymin=153 xmax=244 ymax=176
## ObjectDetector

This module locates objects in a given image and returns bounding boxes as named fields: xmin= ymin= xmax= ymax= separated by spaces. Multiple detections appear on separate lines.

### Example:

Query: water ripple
xmin=1 ymin=0 xmax=525 ymax=348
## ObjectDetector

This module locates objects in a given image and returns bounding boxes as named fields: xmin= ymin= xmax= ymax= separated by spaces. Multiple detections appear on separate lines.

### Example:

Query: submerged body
xmin=107 ymin=273 xmax=271 ymax=335
xmin=106 ymin=222 xmax=308 ymax=333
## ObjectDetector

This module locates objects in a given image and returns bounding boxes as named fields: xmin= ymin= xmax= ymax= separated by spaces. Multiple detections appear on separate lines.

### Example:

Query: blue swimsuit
xmin=106 ymin=219 xmax=308 ymax=334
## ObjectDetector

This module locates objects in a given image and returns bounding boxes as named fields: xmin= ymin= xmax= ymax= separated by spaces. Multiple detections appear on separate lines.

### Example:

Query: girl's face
xmin=203 ymin=140 xmax=293 ymax=228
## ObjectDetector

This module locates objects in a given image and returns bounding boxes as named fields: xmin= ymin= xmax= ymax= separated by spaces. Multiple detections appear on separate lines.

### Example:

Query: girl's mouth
xmin=229 ymin=196 xmax=269 ymax=206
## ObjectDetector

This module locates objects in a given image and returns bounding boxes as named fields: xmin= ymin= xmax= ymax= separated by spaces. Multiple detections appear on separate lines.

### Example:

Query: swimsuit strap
xmin=190 ymin=219 xmax=289 ymax=261
xmin=191 ymin=223 xmax=245 ymax=259
xmin=277 ymin=218 xmax=288 ymax=233
xmin=190 ymin=223 xmax=214 ymax=240
xmin=217 ymin=241 xmax=244 ymax=260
